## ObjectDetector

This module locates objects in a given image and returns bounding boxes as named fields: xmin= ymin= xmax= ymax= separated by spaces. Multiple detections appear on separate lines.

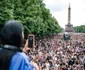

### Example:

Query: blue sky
xmin=43 ymin=0 xmax=85 ymax=28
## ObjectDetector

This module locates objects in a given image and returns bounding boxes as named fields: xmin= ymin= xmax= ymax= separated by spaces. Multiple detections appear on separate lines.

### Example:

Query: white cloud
xmin=43 ymin=0 xmax=85 ymax=29
xmin=43 ymin=0 xmax=67 ymax=12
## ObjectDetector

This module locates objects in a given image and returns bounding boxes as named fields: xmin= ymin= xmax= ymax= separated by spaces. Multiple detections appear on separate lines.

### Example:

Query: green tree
xmin=74 ymin=25 xmax=85 ymax=33
xmin=0 ymin=0 xmax=62 ymax=38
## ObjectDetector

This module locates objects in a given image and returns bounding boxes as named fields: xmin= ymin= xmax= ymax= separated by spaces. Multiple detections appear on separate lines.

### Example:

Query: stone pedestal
xmin=65 ymin=24 xmax=74 ymax=32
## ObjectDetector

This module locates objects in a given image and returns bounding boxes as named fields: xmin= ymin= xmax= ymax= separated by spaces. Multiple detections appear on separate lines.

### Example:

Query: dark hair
xmin=0 ymin=20 xmax=23 ymax=47
xmin=0 ymin=20 xmax=23 ymax=70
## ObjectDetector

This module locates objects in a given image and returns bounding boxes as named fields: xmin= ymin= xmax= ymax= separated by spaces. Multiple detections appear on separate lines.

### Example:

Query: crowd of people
xmin=28 ymin=33 xmax=85 ymax=70
xmin=0 ymin=20 xmax=85 ymax=70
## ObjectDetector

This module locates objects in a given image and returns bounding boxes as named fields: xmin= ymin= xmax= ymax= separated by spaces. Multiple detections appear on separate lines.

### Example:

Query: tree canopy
xmin=0 ymin=0 xmax=62 ymax=38
xmin=74 ymin=25 xmax=85 ymax=33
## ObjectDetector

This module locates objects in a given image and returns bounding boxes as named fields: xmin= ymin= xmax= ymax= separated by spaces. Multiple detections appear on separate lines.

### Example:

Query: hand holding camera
xmin=23 ymin=34 xmax=35 ymax=54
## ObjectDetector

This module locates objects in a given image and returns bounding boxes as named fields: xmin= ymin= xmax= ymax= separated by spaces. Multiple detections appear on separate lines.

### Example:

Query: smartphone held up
xmin=28 ymin=34 xmax=35 ymax=48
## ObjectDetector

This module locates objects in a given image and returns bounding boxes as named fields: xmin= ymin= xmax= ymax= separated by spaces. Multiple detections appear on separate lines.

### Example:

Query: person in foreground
xmin=0 ymin=20 xmax=38 ymax=70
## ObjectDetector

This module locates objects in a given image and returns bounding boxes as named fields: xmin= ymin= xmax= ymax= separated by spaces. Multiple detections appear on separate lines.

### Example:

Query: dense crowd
xmin=1 ymin=20 xmax=85 ymax=70
xmin=28 ymin=33 xmax=85 ymax=70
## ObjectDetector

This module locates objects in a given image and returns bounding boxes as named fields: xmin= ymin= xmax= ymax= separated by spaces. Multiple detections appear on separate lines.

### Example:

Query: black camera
xmin=28 ymin=34 xmax=35 ymax=48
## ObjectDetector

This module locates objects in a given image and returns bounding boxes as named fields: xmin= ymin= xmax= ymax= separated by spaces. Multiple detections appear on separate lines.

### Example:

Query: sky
xmin=43 ymin=0 xmax=85 ymax=29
